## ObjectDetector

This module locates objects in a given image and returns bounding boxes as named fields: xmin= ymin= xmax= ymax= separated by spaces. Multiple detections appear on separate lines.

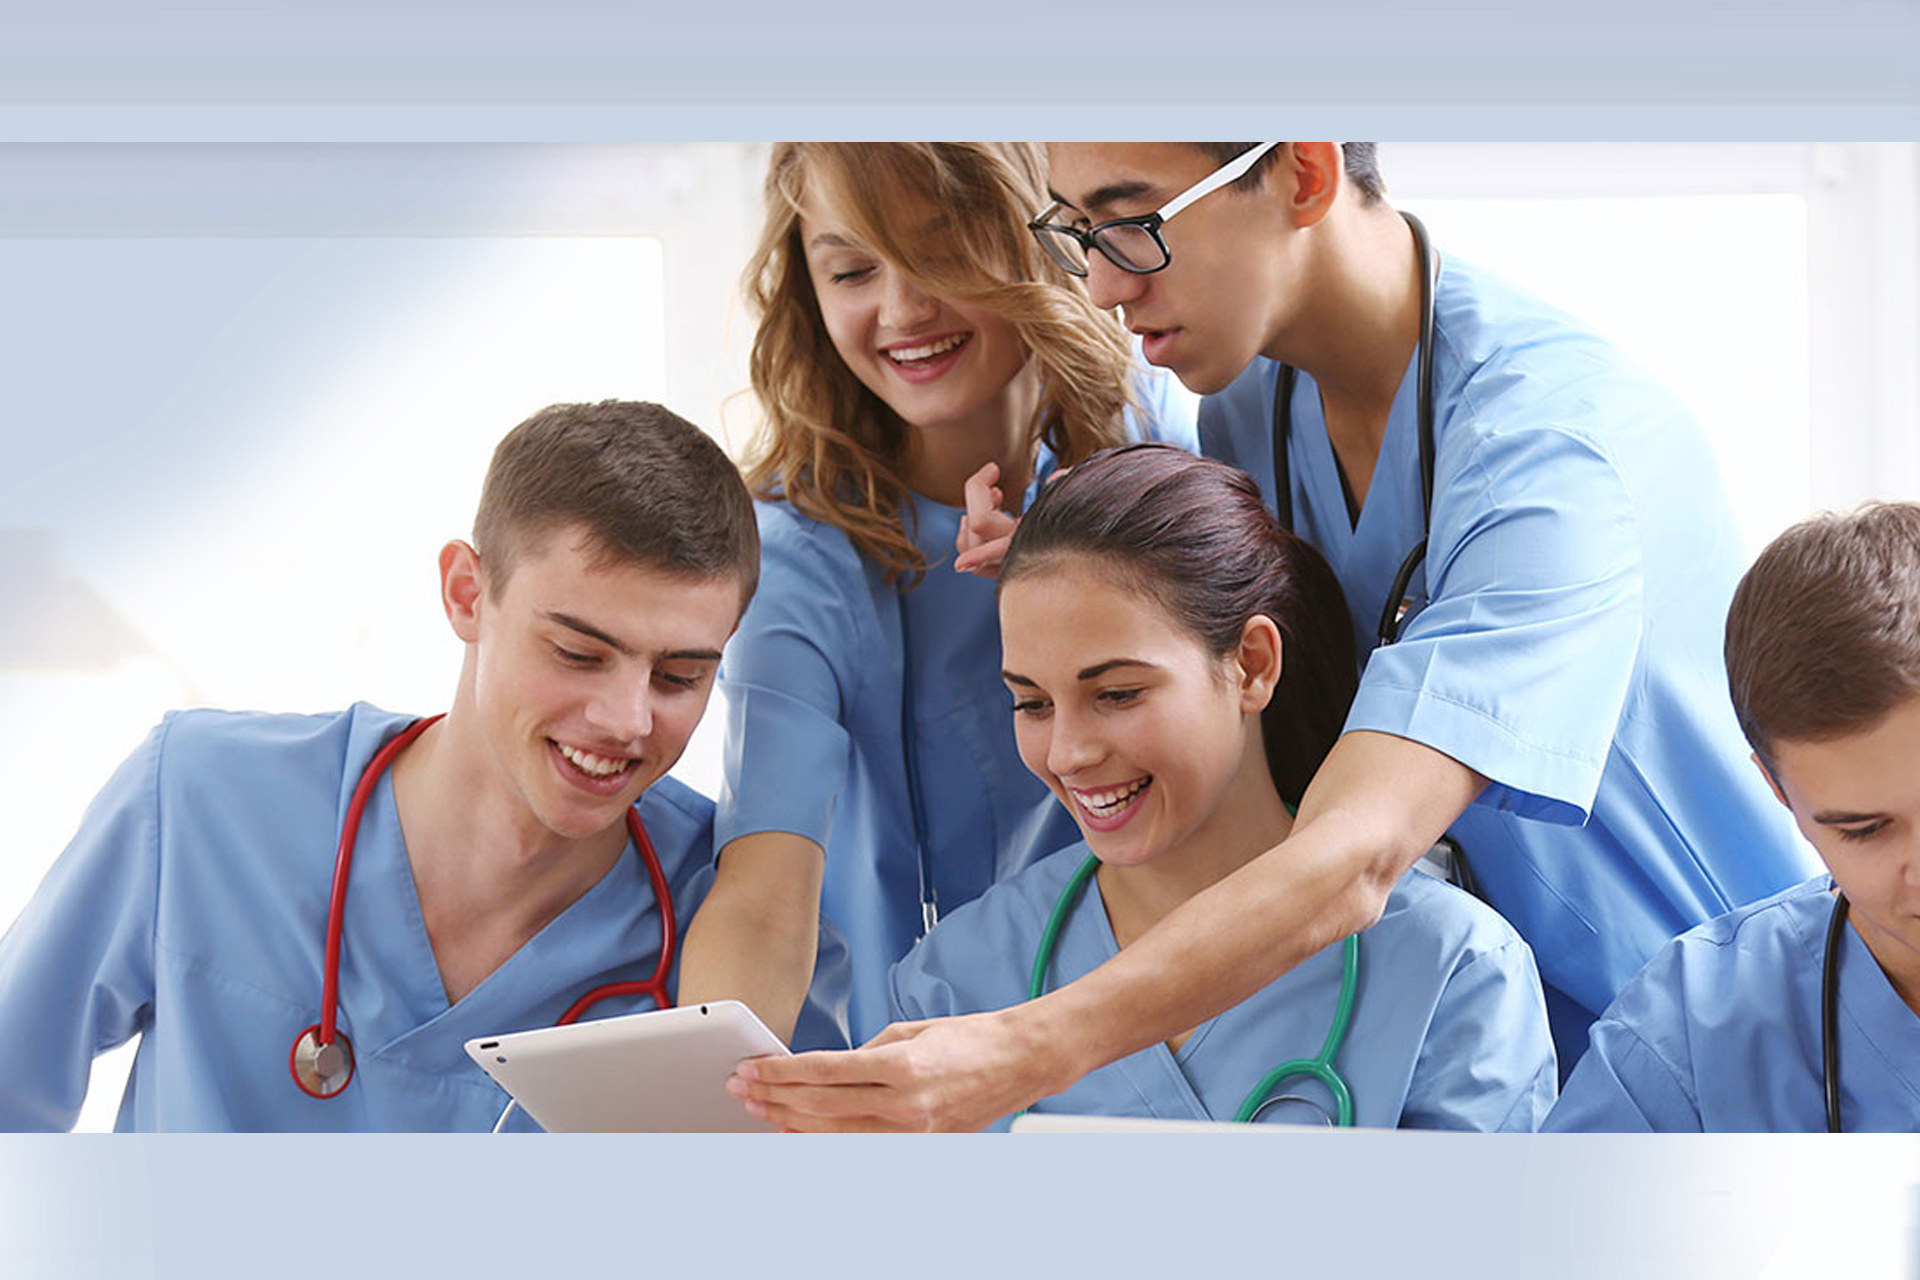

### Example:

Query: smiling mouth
xmin=1070 ymin=775 xmax=1152 ymax=821
xmin=554 ymin=740 xmax=636 ymax=780
xmin=885 ymin=333 xmax=969 ymax=365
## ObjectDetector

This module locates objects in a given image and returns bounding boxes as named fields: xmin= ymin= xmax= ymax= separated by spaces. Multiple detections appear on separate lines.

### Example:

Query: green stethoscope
xmin=1028 ymin=851 xmax=1362 ymax=1125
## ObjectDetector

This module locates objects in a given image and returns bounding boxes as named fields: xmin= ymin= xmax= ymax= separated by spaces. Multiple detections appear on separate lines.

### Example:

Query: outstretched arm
xmin=676 ymin=832 xmax=824 ymax=1045
xmin=732 ymin=730 xmax=1485 ymax=1131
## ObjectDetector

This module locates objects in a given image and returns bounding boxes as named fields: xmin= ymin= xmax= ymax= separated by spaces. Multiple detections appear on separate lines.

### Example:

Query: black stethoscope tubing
xmin=897 ymin=592 xmax=940 ymax=936
xmin=1271 ymin=210 xmax=1438 ymax=652
xmin=1268 ymin=212 xmax=1478 ymax=898
xmin=1822 ymin=891 xmax=1850 ymax=1132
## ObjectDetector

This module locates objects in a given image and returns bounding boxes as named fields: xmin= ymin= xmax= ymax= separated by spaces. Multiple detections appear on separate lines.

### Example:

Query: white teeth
xmin=1073 ymin=777 xmax=1149 ymax=816
xmin=558 ymin=743 xmax=633 ymax=777
xmin=886 ymin=333 xmax=967 ymax=362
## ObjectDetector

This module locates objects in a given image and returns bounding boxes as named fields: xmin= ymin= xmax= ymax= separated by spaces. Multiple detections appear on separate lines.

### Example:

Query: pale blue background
xmin=1 ymin=1134 xmax=1916 ymax=1278
xmin=0 ymin=0 xmax=1915 ymax=117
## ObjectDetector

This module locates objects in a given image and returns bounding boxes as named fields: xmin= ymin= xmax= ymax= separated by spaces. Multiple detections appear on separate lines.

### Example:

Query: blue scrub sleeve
xmin=1130 ymin=366 xmax=1201 ymax=454
xmin=886 ymin=948 xmax=949 ymax=1026
xmin=715 ymin=509 xmax=866 ymax=854
xmin=1348 ymin=425 xmax=1644 ymax=825
xmin=0 ymin=724 xmax=165 ymax=1130
xmin=1402 ymin=937 xmax=1559 ymax=1132
xmin=1543 ymin=1016 xmax=1696 ymax=1132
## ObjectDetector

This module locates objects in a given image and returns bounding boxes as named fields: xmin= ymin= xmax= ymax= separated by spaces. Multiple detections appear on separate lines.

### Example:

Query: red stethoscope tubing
xmin=296 ymin=713 xmax=676 ymax=1097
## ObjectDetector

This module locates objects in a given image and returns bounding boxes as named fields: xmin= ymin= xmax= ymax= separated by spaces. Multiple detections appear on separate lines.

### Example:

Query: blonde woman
xmin=676 ymin=143 xmax=1196 ymax=1038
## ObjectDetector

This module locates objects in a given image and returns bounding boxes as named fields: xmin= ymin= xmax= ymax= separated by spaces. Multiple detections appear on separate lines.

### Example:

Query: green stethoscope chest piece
xmin=1027 ymin=851 xmax=1361 ymax=1126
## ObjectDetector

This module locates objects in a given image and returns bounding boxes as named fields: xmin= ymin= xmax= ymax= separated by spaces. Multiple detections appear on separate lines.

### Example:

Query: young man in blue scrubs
xmin=735 ymin=142 xmax=1810 ymax=1131
xmin=0 ymin=401 xmax=847 ymax=1131
xmin=1549 ymin=503 xmax=1920 ymax=1131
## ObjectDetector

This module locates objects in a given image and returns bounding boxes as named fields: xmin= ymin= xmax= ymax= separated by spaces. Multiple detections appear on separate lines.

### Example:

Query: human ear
xmin=1751 ymin=751 xmax=1792 ymax=809
xmin=440 ymin=540 xmax=484 ymax=643
xmin=1235 ymin=615 xmax=1284 ymax=713
xmin=1287 ymin=143 xmax=1342 ymax=230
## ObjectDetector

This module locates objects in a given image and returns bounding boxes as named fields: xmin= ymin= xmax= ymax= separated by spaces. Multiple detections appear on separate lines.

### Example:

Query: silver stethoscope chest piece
xmin=290 ymin=1024 xmax=356 ymax=1099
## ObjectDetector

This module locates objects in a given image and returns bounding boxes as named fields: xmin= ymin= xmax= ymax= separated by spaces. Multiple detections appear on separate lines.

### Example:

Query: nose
xmin=584 ymin=676 xmax=652 ymax=747
xmin=1045 ymin=706 xmax=1105 ymax=782
xmin=1083 ymin=251 xmax=1147 ymax=313
xmin=878 ymin=268 xmax=940 ymax=331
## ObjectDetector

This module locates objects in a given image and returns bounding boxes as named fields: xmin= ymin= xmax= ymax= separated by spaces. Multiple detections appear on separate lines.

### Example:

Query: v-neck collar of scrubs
xmin=330 ymin=721 xmax=656 ymax=1068
xmin=1288 ymin=349 xmax=1423 ymax=552
xmin=1284 ymin=334 xmax=1428 ymax=658
xmin=1076 ymin=873 xmax=1226 ymax=1121
xmin=1795 ymin=893 xmax=1920 ymax=1118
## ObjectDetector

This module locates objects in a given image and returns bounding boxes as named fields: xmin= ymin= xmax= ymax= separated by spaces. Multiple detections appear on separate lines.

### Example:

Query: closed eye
xmin=1097 ymin=687 xmax=1144 ymax=708
xmin=829 ymin=267 xmax=874 ymax=285
xmin=1011 ymin=697 xmax=1051 ymax=718
xmin=554 ymin=646 xmax=601 ymax=668
xmin=1836 ymin=820 xmax=1891 ymax=843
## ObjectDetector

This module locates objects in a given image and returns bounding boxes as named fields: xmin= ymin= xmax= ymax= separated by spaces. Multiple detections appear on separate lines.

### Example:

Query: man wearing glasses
xmin=732 ymin=143 xmax=1814 ymax=1132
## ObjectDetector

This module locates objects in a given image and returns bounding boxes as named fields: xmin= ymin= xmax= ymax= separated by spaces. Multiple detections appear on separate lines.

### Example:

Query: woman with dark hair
xmin=869 ymin=446 xmax=1555 ymax=1128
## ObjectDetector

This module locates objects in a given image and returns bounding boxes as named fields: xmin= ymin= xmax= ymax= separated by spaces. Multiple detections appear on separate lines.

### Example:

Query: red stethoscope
xmin=289 ymin=714 xmax=678 ymax=1099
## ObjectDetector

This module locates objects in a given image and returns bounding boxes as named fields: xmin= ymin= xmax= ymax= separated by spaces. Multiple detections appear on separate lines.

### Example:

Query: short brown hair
xmin=472 ymin=400 xmax=758 ymax=604
xmin=1726 ymin=501 xmax=1920 ymax=762
xmin=1183 ymin=143 xmax=1386 ymax=204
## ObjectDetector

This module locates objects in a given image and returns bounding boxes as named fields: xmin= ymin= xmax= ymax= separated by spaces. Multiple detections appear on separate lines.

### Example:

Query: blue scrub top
xmin=0 ymin=704 xmax=851 ymax=1132
xmin=1547 ymin=876 xmax=1920 ymax=1132
xmin=891 ymin=844 xmax=1557 ymax=1131
xmin=1198 ymin=254 xmax=1813 ymax=1049
xmin=718 ymin=372 xmax=1198 ymax=1037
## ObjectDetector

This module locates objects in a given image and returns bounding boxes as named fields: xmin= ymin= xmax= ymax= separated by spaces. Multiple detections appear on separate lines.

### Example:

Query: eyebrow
xmin=806 ymin=231 xmax=860 ymax=251
xmin=1812 ymin=810 xmax=1888 ymax=826
xmin=1048 ymin=179 xmax=1156 ymax=217
xmin=1001 ymin=658 xmax=1156 ymax=687
xmin=540 ymin=611 xmax=722 ymax=664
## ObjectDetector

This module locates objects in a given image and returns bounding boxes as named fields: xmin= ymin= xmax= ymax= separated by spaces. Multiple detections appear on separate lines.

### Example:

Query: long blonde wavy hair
xmin=741 ymin=142 xmax=1139 ymax=582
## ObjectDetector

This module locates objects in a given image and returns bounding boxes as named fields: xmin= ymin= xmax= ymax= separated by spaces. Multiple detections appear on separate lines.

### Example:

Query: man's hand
xmin=726 ymin=1007 xmax=1066 ymax=1132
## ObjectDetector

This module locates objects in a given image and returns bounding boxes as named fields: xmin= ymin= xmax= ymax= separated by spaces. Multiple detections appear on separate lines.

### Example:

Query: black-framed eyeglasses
xmin=1029 ymin=142 xmax=1282 ymax=278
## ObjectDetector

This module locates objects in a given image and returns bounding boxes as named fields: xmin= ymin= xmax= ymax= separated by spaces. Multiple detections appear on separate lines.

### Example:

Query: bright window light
xmin=0 ymin=234 xmax=677 ymax=1129
xmin=1400 ymin=195 xmax=1811 ymax=555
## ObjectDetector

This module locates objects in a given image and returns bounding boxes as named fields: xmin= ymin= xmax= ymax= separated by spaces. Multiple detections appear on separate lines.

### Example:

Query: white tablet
xmin=464 ymin=1000 xmax=787 ymax=1133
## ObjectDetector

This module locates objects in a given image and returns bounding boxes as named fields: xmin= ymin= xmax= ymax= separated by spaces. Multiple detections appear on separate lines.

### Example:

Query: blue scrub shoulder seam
xmin=151 ymin=938 xmax=308 ymax=1017
xmin=749 ymin=498 xmax=885 ymax=711
xmin=1442 ymin=409 xmax=1635 ymax=524
xmin=1605 ymin=1014 xmax=1700 ymax=1122
xmin=144 ymin=713 xmax=180 ymax=951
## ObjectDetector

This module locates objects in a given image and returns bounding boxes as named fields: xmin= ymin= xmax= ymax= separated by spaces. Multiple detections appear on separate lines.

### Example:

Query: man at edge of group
xmin=731 ymin=142 xmax=1809 ymax=1131
xmin=1548 ymin=503 xmax=1920 ymax=1131
xmin=0 ymin=401 xmax=849 ymax=1131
